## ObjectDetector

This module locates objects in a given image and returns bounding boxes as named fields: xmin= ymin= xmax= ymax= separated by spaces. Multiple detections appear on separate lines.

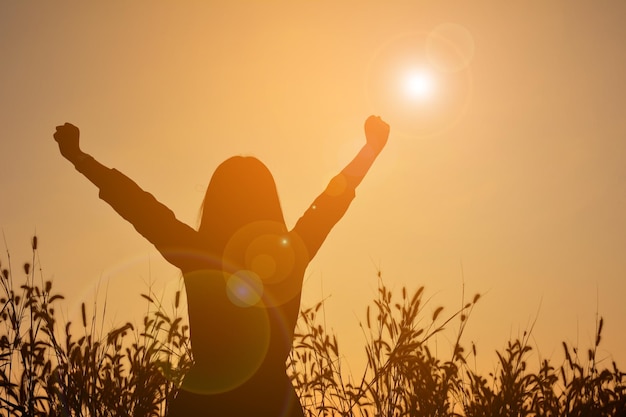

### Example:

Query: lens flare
xmin=223 ymin=220 xmax=308 ymax=307
xmin=427 ymin=22 xmax=475 ymax=73
xmin=226 ymin=270 xmax=264 ymax=307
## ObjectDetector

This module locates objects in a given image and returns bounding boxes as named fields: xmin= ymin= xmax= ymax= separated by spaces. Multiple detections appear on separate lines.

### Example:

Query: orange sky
xmin=1 ymin=1 xmax=625 ymax=375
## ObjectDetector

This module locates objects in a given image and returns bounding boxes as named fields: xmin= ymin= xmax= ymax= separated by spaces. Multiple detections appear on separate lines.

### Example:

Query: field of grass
xmin=1 ymin=236 xmax=624 ymax=416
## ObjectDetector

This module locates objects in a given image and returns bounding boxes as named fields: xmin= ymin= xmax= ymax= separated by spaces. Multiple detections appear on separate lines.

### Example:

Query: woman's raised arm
xmin=292 ymin=115 xmax=390 ymax=260
xmin=53 ymin=123 xmax=199 ymax=267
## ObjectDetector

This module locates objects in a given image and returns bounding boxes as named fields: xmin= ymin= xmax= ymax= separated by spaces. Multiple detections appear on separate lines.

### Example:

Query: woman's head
xmin=198 ymin=157 xmax=285 ymax=247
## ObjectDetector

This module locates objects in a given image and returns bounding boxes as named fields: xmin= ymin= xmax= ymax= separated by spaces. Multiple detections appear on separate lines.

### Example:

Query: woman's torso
xmin=175 ymin=226 xmax=309 ymax=402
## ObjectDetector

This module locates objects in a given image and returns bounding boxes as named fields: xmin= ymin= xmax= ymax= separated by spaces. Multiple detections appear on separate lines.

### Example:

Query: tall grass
xmin=1 ymin=236 xmax=625 ymax=416
xmin=0 ymin=236 xmax=191 ymax=416
xmin=288 ymin=276 xmax=479 ymax=417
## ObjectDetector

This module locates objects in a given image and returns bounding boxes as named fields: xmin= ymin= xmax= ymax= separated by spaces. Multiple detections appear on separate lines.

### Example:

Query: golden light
xmin=366 ymin=29 xmax=474 ymax=137
xmin=404 ymin=69 xmax=436 ymax=101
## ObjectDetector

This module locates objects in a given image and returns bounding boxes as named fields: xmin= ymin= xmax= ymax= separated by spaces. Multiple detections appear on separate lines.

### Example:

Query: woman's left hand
xmin=364 ymin=115 xmax=390 ymax=153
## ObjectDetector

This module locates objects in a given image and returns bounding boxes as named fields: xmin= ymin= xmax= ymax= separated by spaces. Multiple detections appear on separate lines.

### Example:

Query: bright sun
xmin=404 ymin=69 xmax=436 ymax=100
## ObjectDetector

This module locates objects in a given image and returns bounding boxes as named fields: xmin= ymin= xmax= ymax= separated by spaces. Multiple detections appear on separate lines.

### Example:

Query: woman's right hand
xmin=54 ymin=122 xmax=83 ymax=162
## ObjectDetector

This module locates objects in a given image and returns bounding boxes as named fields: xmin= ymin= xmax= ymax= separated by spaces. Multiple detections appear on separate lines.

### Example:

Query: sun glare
xmin=404 ymin=69 xmax=436 ymax=100
xmin=367 ymin=31 xmax=472 ymax=136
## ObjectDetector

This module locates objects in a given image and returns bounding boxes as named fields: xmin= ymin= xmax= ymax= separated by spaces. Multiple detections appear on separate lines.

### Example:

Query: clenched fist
xmin=364 ymin=115 xmax=390 ymax=154
xmin=53 ymin=123 xmax=83 ymax=162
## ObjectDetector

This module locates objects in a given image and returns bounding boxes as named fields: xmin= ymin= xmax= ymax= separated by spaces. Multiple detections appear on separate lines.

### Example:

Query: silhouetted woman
xmin=53 ymin=115 xmax=389 ymax=416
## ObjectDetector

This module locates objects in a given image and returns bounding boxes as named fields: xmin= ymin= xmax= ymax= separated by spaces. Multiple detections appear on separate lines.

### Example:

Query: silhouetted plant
xmin=288 ymin=275 xmax=480 ymax=417
xmin=458 ymin=318 xmax=626 ymax=417
xmin=0 ymin=236 xmax=192 ymax=416
xmin=1 ymin=236 xmax=625 ymax=416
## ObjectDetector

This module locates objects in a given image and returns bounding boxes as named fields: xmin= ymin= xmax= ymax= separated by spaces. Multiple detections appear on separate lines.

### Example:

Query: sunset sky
xmin=1 ymin=1 xmax=625 ymax=374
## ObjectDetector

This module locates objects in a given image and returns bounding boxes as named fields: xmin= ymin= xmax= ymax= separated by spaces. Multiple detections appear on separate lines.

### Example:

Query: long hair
xmin=198 ymin=156 xmax=286 ymax=252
